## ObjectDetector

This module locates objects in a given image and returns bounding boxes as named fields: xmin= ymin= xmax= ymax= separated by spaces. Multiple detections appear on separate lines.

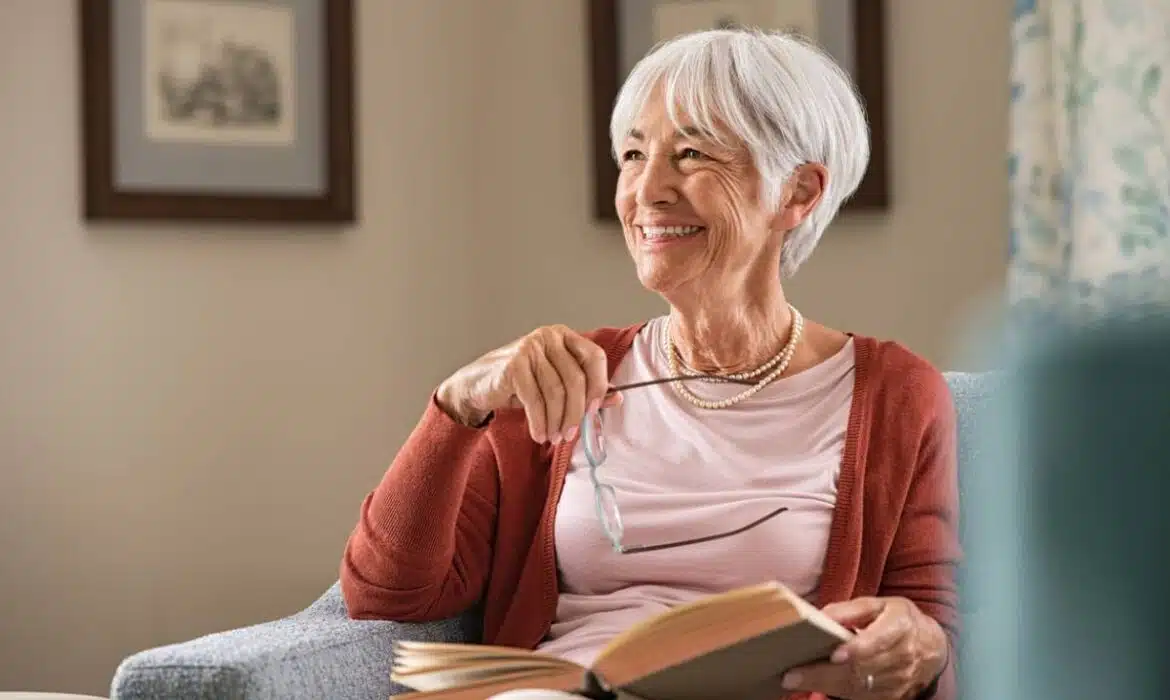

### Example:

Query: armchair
xmin=111 ymin=371 xmax=996 ymax=700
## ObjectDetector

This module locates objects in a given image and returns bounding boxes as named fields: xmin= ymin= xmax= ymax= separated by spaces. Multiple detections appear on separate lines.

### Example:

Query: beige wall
xmin=0 ymin=0 xmax=1008 ymax=694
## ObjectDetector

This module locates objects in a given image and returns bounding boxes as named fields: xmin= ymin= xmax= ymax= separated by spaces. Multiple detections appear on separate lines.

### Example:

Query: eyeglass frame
xmin=579 ymin=374 xmax=790 ymax=554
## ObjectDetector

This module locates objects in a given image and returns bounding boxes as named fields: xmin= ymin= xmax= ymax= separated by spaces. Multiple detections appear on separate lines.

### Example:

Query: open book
xmin=390 ymin=581 xmax=853 ymax=700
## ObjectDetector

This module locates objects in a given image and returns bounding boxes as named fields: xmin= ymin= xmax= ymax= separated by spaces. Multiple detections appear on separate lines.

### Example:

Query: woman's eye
xmin=678 ymin=148 xmax=704 ymax=160
xmin=620 ymin=150 xmax=644 ymax=162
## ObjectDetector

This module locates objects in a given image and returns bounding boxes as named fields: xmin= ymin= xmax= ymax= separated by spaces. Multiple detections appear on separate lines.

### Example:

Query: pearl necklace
xmin=665 ymin=305 xmax=804 ymax=410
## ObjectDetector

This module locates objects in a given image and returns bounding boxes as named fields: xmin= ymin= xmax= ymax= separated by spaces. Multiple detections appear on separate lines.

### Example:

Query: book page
xmin=393 ymin=668 xmax=587 ymax=700
xmin=594 ymin=581 xmax=787 ymax=661
xmin=591 ymin=581 xmax=852 ymax=690
xmin=395 ymin=662 xmax=574 ymax=692
xmin=392 ymin=640 xmax=582 ymax=689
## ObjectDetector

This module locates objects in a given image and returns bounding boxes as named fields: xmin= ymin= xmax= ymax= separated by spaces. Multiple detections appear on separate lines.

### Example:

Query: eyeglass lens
xmin=593 ymin=482 xmax=624 ymax=548
xmin=581 ymin=410 xmax=606 ymax=467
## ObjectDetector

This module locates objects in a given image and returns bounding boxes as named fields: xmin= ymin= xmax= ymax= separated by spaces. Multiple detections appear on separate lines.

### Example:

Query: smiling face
xmin=615 ymin=92 xmax=822 ymax=305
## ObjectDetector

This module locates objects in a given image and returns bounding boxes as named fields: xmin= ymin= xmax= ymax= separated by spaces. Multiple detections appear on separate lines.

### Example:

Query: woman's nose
xmin=635 ymin=157 xmax=680 ymax=207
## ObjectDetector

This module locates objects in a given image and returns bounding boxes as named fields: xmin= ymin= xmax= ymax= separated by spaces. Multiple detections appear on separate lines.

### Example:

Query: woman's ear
xmin=773 ymin=163 xmax=828 ymax=233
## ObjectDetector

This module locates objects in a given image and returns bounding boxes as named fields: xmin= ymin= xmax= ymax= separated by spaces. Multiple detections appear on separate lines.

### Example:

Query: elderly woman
xmin=341 ymin=28 xmax=959 ymax=700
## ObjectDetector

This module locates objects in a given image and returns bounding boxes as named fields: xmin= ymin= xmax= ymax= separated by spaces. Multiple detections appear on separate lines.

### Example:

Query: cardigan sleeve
xmin=340 ymin=393 xmax=500 ymax=622
xmin=878 ymin=370 xmax=963 ymax=700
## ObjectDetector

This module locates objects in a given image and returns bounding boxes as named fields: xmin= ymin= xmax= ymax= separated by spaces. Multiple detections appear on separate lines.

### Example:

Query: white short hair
xmin=610 ymin=28 xmax=870 ymax=278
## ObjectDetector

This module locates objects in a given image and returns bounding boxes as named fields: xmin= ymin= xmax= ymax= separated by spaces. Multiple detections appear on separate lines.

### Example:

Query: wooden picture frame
xmin=587 ymin=0 xmax=888 ymax=221
xmin=79 ymin=0 xmax=357 ymax=223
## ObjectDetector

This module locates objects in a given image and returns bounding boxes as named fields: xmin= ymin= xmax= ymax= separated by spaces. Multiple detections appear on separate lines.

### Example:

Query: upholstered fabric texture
xmin=110 ymin=584 xmax=480 ymax=700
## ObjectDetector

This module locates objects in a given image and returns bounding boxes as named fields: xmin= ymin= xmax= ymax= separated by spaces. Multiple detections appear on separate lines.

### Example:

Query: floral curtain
xmin=1009 ymin=0 xmax=1170 ymax=321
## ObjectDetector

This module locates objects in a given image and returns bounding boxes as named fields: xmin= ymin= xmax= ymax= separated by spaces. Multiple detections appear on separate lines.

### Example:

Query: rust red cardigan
xmin=340 ymin=324 xmax=962 ymax=699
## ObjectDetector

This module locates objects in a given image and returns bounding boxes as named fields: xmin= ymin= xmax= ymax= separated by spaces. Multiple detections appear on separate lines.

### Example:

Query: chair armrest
xmin=110 ymin=582 xmax=481 ymax=700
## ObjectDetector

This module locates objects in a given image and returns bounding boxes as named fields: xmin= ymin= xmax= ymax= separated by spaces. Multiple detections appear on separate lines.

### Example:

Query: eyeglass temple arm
xmin=617 ymin=505 xmax=791 ymax=554
xmin=607 ymin=374 xmax=757 ymax=394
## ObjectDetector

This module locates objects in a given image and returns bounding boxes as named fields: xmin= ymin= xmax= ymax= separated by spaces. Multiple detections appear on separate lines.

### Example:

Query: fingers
xmin=777 ymin=661 xmax=853 ymax=697
xmin=779 ymin=657 xmax=905 ymax=698
xmin=506 ymin=390 xmax=618 ymax=413
xmin=833 ymin=609 xmax=908 ymax=665
xmin=513 ymin=326 xmax=611 ymax=444
xmin=781 ymin=598 xmax=942 ymax=699
xmin=542 ymin=338 xmax=588 ymax=442
xmin=821 ymin=596 xmax=886 ymax=629
xmin=534 ymin=343 xmax=570 ymax=442
xmin=562 ymin=332 xmax=610 ymax=411
xmin=830 ymin=599 xmax=910 ymax=664
xmin=854 ymin=644 xmax=918 ymax=695
xmin=510 ymin=357 xmax=548 ymax=443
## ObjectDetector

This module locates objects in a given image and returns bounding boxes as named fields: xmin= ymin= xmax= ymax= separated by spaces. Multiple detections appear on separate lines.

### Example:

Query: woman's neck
xmin=667 ymin=295 xmax=795 ymax=376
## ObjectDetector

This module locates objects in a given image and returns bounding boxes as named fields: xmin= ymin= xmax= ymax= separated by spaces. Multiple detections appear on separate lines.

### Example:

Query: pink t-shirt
xmin=535 ymin=317 xmax=856 ymax=666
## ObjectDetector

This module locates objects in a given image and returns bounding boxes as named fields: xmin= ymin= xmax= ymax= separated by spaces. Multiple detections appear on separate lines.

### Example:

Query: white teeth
xmin=641 ymin=225 xmax=703 ymax=238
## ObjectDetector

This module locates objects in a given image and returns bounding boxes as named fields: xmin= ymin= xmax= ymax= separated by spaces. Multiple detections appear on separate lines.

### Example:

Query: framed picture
xmin=79 ymin=0 xmax=357 ymax=223
xmin=587 ymin=0 xmax=888 ymax=221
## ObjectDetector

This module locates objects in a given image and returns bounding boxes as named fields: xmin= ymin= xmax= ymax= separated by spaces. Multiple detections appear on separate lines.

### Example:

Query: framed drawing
xmin=79 ymin=0 xmax=356 ymax=223
xmin=587 ymin=0 xmax=888 ymax=221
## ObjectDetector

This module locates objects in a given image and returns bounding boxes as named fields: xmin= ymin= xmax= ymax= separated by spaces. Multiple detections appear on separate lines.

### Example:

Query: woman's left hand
xmin=778 ymin=596 xmax=949 ymax=700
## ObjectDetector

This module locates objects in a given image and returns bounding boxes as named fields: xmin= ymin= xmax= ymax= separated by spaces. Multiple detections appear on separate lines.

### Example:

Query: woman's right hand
xmin=435 ymin=325 xmax=621 ymax=443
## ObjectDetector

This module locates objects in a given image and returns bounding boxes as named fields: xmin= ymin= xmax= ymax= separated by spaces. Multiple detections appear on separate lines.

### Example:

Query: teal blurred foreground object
xmin=961 ymin=308 xmax=1170 ymax=700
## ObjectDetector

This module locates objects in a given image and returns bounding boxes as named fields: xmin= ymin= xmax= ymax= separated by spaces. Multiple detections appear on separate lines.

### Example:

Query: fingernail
xmin=831 ymin=648 xmax=849 ymax=663
xmin=588 ymin=399 xmax=601 ymax=414
xmin=781 ymin=672 xmax=800 ymax=689
xmin=551 ymin=432 xmax=562 ymax=444
xmin=565 ymin=426 xmax=578 ymax=441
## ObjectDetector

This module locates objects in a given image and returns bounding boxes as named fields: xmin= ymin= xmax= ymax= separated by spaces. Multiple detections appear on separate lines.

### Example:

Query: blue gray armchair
xmin=109 ymin=372 xmax=997 ymax=700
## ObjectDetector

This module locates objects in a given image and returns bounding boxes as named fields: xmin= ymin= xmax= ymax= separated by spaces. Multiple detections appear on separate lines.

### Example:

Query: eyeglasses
xmin=580 ymin=375 xmax=790 ymax=554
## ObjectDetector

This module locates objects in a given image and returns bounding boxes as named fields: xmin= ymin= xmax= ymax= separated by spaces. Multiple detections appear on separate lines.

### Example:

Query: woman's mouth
xmin=639 ymin=225 xmax=705 ymax=242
